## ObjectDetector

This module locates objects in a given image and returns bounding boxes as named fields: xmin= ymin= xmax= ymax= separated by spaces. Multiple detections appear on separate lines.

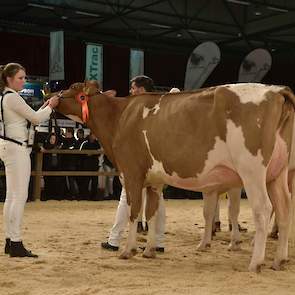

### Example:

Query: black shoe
xmin=101 ymin=242 xmax=119 ymax=251
xmin=9 ymin=241 xmax=38 ymax=258
xmin=137 ymin=222 xmax=144 ymax=233
xmin=229 ymin=223 xmax=248 ymax=232
xmin=139 ymin=246 xmax=165 ymax=253
xmin=4 ymin=238 xmax=10 ymax=254
xmin=137 ymin=222 xmax=148 ymax=233
xmin=212 ymin=221 xmax=221 ymax=235
xmin=156 ymin=247 xmax=164 ymax=253
xmin=215 ymin=221 xmax=221 ymax=232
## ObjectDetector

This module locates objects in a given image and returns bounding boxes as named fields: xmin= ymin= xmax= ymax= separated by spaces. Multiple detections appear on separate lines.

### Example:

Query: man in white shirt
xmin=101 ymin=76 xmax=166 ymax=252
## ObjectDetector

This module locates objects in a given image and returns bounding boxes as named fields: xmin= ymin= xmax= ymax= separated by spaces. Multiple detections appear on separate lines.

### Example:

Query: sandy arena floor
xmin=0 ymin=199 xmax=295 ymax=295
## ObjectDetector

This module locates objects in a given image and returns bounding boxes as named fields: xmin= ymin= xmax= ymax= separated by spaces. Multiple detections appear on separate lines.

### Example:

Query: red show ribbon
xmin=75 ymin=92 xmax=89 ymax=123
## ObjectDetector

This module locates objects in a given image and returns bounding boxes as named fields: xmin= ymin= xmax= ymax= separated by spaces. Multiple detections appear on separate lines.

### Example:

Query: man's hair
xmin=130 ymin=75 xmax=154 ymax=92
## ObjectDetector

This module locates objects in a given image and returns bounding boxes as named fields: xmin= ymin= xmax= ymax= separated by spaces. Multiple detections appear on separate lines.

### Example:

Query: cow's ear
xmin=83 ymin=86 xmax=99 ymax=96
xmin=102 ymin=90 xmax=117 ymax=97
xmin=86 ymin=80 xmax=101 ymax=92
xmin=83 ymin=86 xmax=90 ymax=95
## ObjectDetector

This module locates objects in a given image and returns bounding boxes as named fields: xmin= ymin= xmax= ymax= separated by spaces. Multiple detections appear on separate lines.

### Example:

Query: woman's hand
xmin=48 ymin=95 xmax=60 ymax=109
xmin=40 ymin=100 xmax=49 ymax=109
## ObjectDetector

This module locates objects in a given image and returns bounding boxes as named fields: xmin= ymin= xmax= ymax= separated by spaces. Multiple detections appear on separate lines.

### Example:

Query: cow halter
xmin=56 ymin=89 xmax=90 ymax=123
xmin=75 ymin=91 xmax=89 ymax=123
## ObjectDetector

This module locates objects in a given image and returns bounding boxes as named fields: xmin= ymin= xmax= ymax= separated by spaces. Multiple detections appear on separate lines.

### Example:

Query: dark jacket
xmin=80 ymin=139 xmax=100 ymax=171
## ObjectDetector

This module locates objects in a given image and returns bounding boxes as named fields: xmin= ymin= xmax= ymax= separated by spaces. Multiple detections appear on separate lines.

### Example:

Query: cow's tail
xmin=278 ymin=87 xmax=295 ymax=246
xmin=280 ymin=87 xmax=295 ymax=247
xmin=289 ymin=173 xmax=295 ymax=246
xmin=279 ymin=87 xmax=295 ymax=109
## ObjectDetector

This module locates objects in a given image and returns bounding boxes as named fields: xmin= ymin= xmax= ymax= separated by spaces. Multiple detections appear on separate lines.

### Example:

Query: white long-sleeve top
xmin=1 ymin=87 xmax=52 ymax=143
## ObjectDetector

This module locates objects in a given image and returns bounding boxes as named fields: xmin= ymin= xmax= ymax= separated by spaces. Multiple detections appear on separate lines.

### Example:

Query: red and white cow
xmin=55 ymin=82 xmax=295 ymax=272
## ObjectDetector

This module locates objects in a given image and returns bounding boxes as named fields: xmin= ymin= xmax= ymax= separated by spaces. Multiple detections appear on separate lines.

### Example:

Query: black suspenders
xmin=0 ymin=91 xmax=25 ymax=146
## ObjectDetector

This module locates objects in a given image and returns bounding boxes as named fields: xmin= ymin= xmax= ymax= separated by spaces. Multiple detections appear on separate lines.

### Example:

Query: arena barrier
xmin=0 ymin=149 xmax=119 ymax=200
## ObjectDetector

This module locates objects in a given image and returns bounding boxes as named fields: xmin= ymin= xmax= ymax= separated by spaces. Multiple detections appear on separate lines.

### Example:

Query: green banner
xmin=49 ymin=31 xmax=64 ymax=81
xmin=85 ymin=43 xmax=103 ymax=83
xmin=130 ymin=49 xmax=144 ymax=80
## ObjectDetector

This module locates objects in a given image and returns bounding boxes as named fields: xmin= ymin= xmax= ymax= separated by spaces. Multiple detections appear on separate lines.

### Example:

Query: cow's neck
xmin=87 ymin=95 xmax=128 ymax=167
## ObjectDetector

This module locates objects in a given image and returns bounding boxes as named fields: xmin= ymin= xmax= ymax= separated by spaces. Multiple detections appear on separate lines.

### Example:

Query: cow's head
xmin=54 ymin=81 xmax=116 ymax=124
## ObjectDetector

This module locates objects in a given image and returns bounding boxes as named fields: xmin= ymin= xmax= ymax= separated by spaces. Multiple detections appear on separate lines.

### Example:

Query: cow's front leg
xmin=197 ymin=191 xmax=218 ymax=250
xmin=143 ymin=186 xmax=162 ymax=258
xmin=227 ymin=188 xmax=242 ymax=251
xmin=119 ymin=180 xmax=143 ymax=259
xmin=119 ymin=219 xmax=138 ymax=259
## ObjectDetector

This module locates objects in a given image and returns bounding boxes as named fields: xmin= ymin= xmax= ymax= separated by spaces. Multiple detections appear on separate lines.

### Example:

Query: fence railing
xmin=0 ymin=148 xmax=119 ymax=200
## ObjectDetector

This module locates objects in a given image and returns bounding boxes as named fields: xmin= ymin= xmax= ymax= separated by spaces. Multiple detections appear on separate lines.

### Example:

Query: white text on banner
xmin=85 ymin=43 xmax=103 ymax=83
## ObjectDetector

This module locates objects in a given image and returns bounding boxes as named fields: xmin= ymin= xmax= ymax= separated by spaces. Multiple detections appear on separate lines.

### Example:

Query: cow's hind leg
xmin=267 ymin=166 xmax=291 ymax=270
xmin=242 ymin=174 xmax=272 ymax=272
xmin=227 ymin=188 xmax=242 ymax=251
xmin=143 ymin=186 xmax=162 ymax=258
xmin=197 ymin=191 xmax=218 ymax=250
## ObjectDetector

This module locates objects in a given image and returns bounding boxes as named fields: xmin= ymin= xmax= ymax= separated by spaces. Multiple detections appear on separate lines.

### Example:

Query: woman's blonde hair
xmin=0 ymin=63 xmax=25 ymax=93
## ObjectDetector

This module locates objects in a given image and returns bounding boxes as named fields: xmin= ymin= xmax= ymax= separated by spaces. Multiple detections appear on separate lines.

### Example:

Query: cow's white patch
xmin=225 ymin=119 xmax=265 ymax=174
xmin=65 ymin=114 xmax=83 ymax=124
xmin=197 ymin=136 xmax=233 ymax=177
xmin=142 ymin=107 xmax=150 ymax=119
xmin=151 ymin=94 xmax=165 ymax=115
xmin=142 ymin=130 xmax=166 ymax=181
xmin=226 ymin=83 xmax=284 ymax=105
xmin=142 ymin=95 xmax=166 ymax=119
xmin=256 ymin=118 xmax=261 ymax=128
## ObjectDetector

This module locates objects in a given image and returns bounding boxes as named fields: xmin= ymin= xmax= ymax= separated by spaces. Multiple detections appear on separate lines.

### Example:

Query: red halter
xmin=75 ymin=92 xmax=89 ymax=123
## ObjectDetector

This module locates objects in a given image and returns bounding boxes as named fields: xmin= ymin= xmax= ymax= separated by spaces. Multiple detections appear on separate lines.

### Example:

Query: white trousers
xmin=0 ymin=140 xmax=31 ymax=242
xmin=102 ymin=164 xmax=114 ymax=197
xmin=108 ymin=187 xmax=166 ymax=247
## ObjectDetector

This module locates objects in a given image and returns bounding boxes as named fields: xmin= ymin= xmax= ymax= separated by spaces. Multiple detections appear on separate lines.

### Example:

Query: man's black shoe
xmin=229 ymin=223 xmax=248 ymax=232
xmin=139 ymin=246 xmax=164 ymax=253
xmin=156 ymin=247 xmax=164 ymax=253
xmin=9 ymin=241 xmax=38 ymax=258
xmin=137 ymin=222 xmax=149 ymax=233
xmin=101 ymin=242 xmax=119 ymax=251
xmin=4 ymin=238 xmax=10 ymax=254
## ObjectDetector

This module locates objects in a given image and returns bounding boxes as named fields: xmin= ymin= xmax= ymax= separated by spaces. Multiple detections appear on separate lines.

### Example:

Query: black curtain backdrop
xmin=1 ymin=31 xmax=295 ymax=93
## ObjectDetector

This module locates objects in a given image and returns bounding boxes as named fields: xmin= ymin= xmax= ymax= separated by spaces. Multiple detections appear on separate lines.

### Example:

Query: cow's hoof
xmin=119 ymin=249 xmax=137 ymax=259
xmin=143 ymin=248 xmax=156 ymax=259
xmin=248 ymin=263 xmax=264 ymax=273
xmin=228 ymin=241 xmax=242 ymax=251
xmin=197 ymin=243 xmax=211 ymax=251
xmin=271 ymin=259 xmax=289 ymax=271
